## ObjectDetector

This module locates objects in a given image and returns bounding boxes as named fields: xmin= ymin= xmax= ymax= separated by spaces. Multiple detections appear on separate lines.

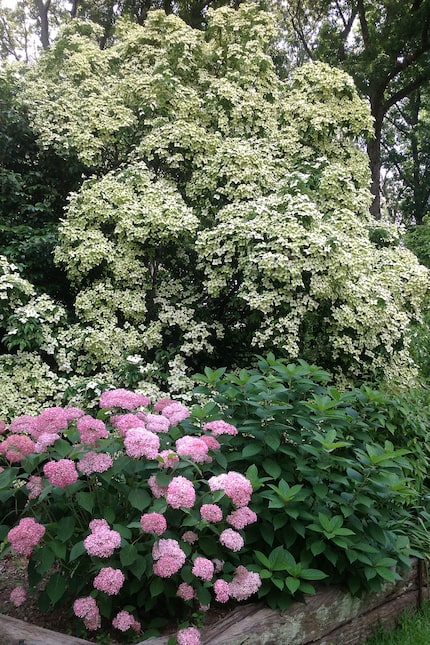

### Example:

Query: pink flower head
xmin=64 ymin=407 xmax=85 ymax=422
xmin=0 ymin=434 xmax=35 ymax=462
xmin=93 ymin=567 xmax=125 ymax=595
xmin=229 ymin=566 xmax=262 ymax=601
xmin=208 ymin=472 xmax=252 ymax=508
xmin=10 ymin=586 xmax=27 ymax=607
xmin=200 ymin=435 xmax=221 ymax=451
xmin=140 ymin=512 xmax=167 ymax=535
xmin=152 ymin=539 xmax=186 ymax=577
xmin=161 ymin=402 xmax=190 ymax=426
xmin=27 ymin=475 xmax=44 ymax=500
xmin=100 ymin=389 xmax=150 ymax=410
xmin=177 ymin=626 xmax=201 ymax=645
xmin=43 ymin=459 xmax=78 ymax=487
xmin=111 ymin=413 xmax=146 ymax=436
xmin=8 ymin=517 xmax=46 ymax=557
xmin=200 ymin=504 xmax=223 ymax=523
xmin=219 ymin=529 xmax=244 ymax=552
xmin=166 ymin=476 xmax=196 ymax=509
xmin=84 ymin=522 xmax=121 ymax=558
xmin=148 ymin=474 xmax=168 ymax=498
xmin=0 ymin=420 xmax=6 ymax=434
xmin=8 ymin=415 xmax=36 ymax=435
xmin=73 ymin=596 xmax=101 ymax=631
xmin=157 ymin=449 xmax=179 ymax=469
xmin=112 ymin=610 xmax=141 ymax=632
xmin=182 ymin=531 xmax=198 ymax=544
xmin=226 ymin=507 xmax=257 ymax=529
xmin=153 ymin=397 xmax=175 ymax=412
xmin=192 ymin=557 xmax=214 ymax=581
xmin=175 ymin=436 xmax=210 ymax=463
xmin=145 ymin=413 xmax=170 ymax=433
xmin=77 ymin=415 xmax=108 ymax=445
xmin=34 ymin=432 xmax=60 ymax=453
xmin=89 ymin=518 xmax=110 ymax=532
xmin=78 ymin=452 xmax=113 ymax=475
xmin=124 ymin=427 xmax=160 ymax=459
xmin=177 ymin=582 xmax=195 ymax=601
xmin=203 ymin=420 xmax=238 ymax=436
xmin=214 ymin=579 xmax=230 ymax=603
xmin=33 ymin=407 xmax=68 ymax=438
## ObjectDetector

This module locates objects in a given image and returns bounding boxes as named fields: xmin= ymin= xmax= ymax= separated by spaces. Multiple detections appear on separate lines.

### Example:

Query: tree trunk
xmin=34 ymin=0 xmax=51 ymax=50
xmin=367 ymin=96 xmax=385 ymax=220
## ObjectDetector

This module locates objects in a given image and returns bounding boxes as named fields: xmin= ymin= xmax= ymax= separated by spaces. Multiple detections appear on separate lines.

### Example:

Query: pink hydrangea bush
xmin=0 ymin=389 xmax=262 ymax=642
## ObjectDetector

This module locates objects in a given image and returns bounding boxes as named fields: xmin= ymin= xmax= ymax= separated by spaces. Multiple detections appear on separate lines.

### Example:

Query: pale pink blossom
xmin=78 ymin=452 xmax=113 ymax=475
xmin=112 ymin=610 xmax=141 ymax=632
xmin=148 ymin=474 xmax=168 ymax=498
xmin=43 ymin=459 xmax=78 ymax=487
xmin=226 ymin=507 xmax=257 ymax=529
xmin=100 ymin=389 xmax=150 ymax=410
xmin=34 ymin=432 xmax=60 ymax=453
xmin=200 ymin=504 xmax=223 ymax=523
xmin=162 ymin=402 xmax=190 ymax=426
xmin=229 ymin=566 xmax=262 ymax=601
xmin=93 ymin=567 xmax=125 ymax=595
xmin=0 ymin=420 xmax=6 ymax=434
xmin=140 ymin=512 xmax=167 ymax=535
xmin=157 ymin=449 xmax=179 ymax=469
xmin=111 ymin=413 xmax=146 ymax=436
xmin=214 ymin=579 xmax=230 ymax=603
xmin=208 ymin=472 xmax=252 ymax=508
xmin=182 ymin=531 xmax=198 ymax=544
xmin=166 ymin=476 xmax=196 ymax=509
xmin=192 ymin=557 xmax=214 ymax=581
xmin=89 ymin=518 xmax=109 ymax=532
xmin=177 ymin=626 xmax=201 ymax=645
xmin=152 ymin=538 xmax=186 ymax=577
xmin=10 ymin=586 xmax=26 ymax=607
xmin=84 ymin=523 xmax=121 ymax=558
xmin=8 ymin=517 xmax=46 ymax=556
xmin=175 ymin=436 xmax=210 ymax=463
xmin=0 ymin=435 xmax=35 ymax=462
xmin=200 ymin=435 xmax=221 ymax=451
xmin=27 ymin=475 xmax=44 ymax=499
xmin=153 ymin=398 xmax=175 ymax=412
xmin=145 ymin=413 xmax=170 ymax=433
xmin=124 ymin=427 xmax=160 ymax=459
xmin=177 ymin=582 xmax=195 ymax=601
xmin=203 ymin=420 xmax=238 ymax=436
xmin=73 ymin=596 xmax=101 ymax=631
xmin=33 ymin=407 xmax=68 ymax=439
xmin=77 ymin=416 xmax=108 ymax=445
xmin=64 ymin=407 xmax=85 ymax=422
xmin=219 ymin=529 xmax=244 ymax=552
xmin=8 ymin=415 xmax=36 ymax=435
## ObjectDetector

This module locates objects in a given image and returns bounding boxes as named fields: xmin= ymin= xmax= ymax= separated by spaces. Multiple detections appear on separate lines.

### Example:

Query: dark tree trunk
xmin=367 ymin=92 xmax=386 ymax=220
xmin=34 ymin=0 xmax=51 ymax=50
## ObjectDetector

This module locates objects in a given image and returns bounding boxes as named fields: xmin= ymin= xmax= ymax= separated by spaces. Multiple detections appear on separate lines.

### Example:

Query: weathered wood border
xmin=1 ymin=559 xmax=428 ymax=645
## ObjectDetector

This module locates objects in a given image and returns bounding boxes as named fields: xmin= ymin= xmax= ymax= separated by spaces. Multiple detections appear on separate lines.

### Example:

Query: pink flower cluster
xmin=100 ymin=388 xmax=150 ymax=410
xmin=78 ymin=451 xmax=113 ymax=475
xmin=112 ymin=610 xmax=141 ymax=632
xmin=200 ymin=504 xmax=223 ymax=523
xmin=208 ymin=471 xmax=252 ymax=507
xmin=203 ymin=420 xmax=238 ymax=436
xmin=145 ymin=413 xmax=170 ymax=433
xmin=166 ymin=475 xmax=196 ymax=509
xmin=124 ymin=427 xmax=160 ymax=459
xmin=0 ymin=434 xmax=35 ymax=462
xmin=175 ymin=436 xmax=210 ymax=463
xmin=43 ymin=459 xmax=78 ymax=487
xmin=33 ymin=407 xmax=68 ymax=438
xmin=152 ymin=539 xmax=186 ymax=578
xmin=77 ymin=416 xmax=108 ymax=445
xmin=162 ymin=402 xmax=190 ymax=426
xmin=140 ymin=512 xmax=167 ymax=535
xmin=182 ymin=531 xmax=198 ymax=544
xmin=111 ymin=413 xmax=146 ymax=436
xmin=93 ymin=567 xmax=125 ymax=595
xmin=73 ymin=596 xmax=101 ymax=631
xmin=226 ymin=507 xmax=257 ymax=529
xmin=177 ymin=626 xmax=201 ymax=645
xmin=27 ymin=475 xmax=43 ymax=499
xmin=157 ymin=449 xmax=179 ymax=469
xmin=10 ymin=586 xmax=26 ymax=607
xmin=8 ymin=517 xmax=46 ymax=557
xmin=219 ymin=528 xmax=244 ymax=552
xmin=177 ymin=582 xmax=195 ymax=601
xmin=84 ymin=519 xmax=121 ymax=558
xmin=228 ymin=566 xmax=262 ymax=601
xmin=148 ymin=474 xmax=168 ymax=498
xmin=8 ymin=415 xmax=35 ymax=435
xmin=34 ymin=432 xmax=60 ymax=453
xmin=192 ymin=557 xmax=214 ymax=581
xmin=214 ymin=579 xmax=230 ymax=603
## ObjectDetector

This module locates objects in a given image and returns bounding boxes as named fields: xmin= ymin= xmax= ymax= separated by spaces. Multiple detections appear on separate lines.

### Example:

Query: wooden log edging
xmin=0 ymin=559 xmax=428 ymax=645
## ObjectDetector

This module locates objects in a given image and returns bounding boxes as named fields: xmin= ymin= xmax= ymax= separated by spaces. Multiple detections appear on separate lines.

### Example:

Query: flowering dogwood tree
xmin=1 ymin=5 xmax=428 ymax=416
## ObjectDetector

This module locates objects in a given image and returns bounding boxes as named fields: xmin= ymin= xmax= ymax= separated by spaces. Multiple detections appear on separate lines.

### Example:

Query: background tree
xmin=283 ymin=0 xmax=430 ymax=220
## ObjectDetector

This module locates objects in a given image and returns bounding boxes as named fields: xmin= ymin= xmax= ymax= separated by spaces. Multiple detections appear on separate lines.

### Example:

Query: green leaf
xmin=46 ymin=573 xmax=66 ymax=605
xmin=69 ymin=541 xmax=85 ymax=562
xmin=299 ymin=568 xmax=328 ymax=581
xmin=36 ymin=547 xmax=56 ymax=575
xmin=254 ymin=551 xmax=271 ymax=568
xmin=76 ymin=491 xmax=94 ymax=513
xmin=271 ymin=577 xmax=284 ymax=590
xmin=49 ymin=540 xmax=67 ymax=561
xmin=128 ymin=488 xmax=151 ymax=511
xmin=56 ymin=516 xmax=76 ymax=543
xmin=150 ymin=577 xmax=165 ymax=597
xmin=242 ymin=443 xmax=263 ymax=458
xmin=285 ymin=577 xmax=300 ymax=593
xmin=262 ymin=458 xmax=282 ymax=479
xmin=120 ymin=543 xmax=138 ymax=567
